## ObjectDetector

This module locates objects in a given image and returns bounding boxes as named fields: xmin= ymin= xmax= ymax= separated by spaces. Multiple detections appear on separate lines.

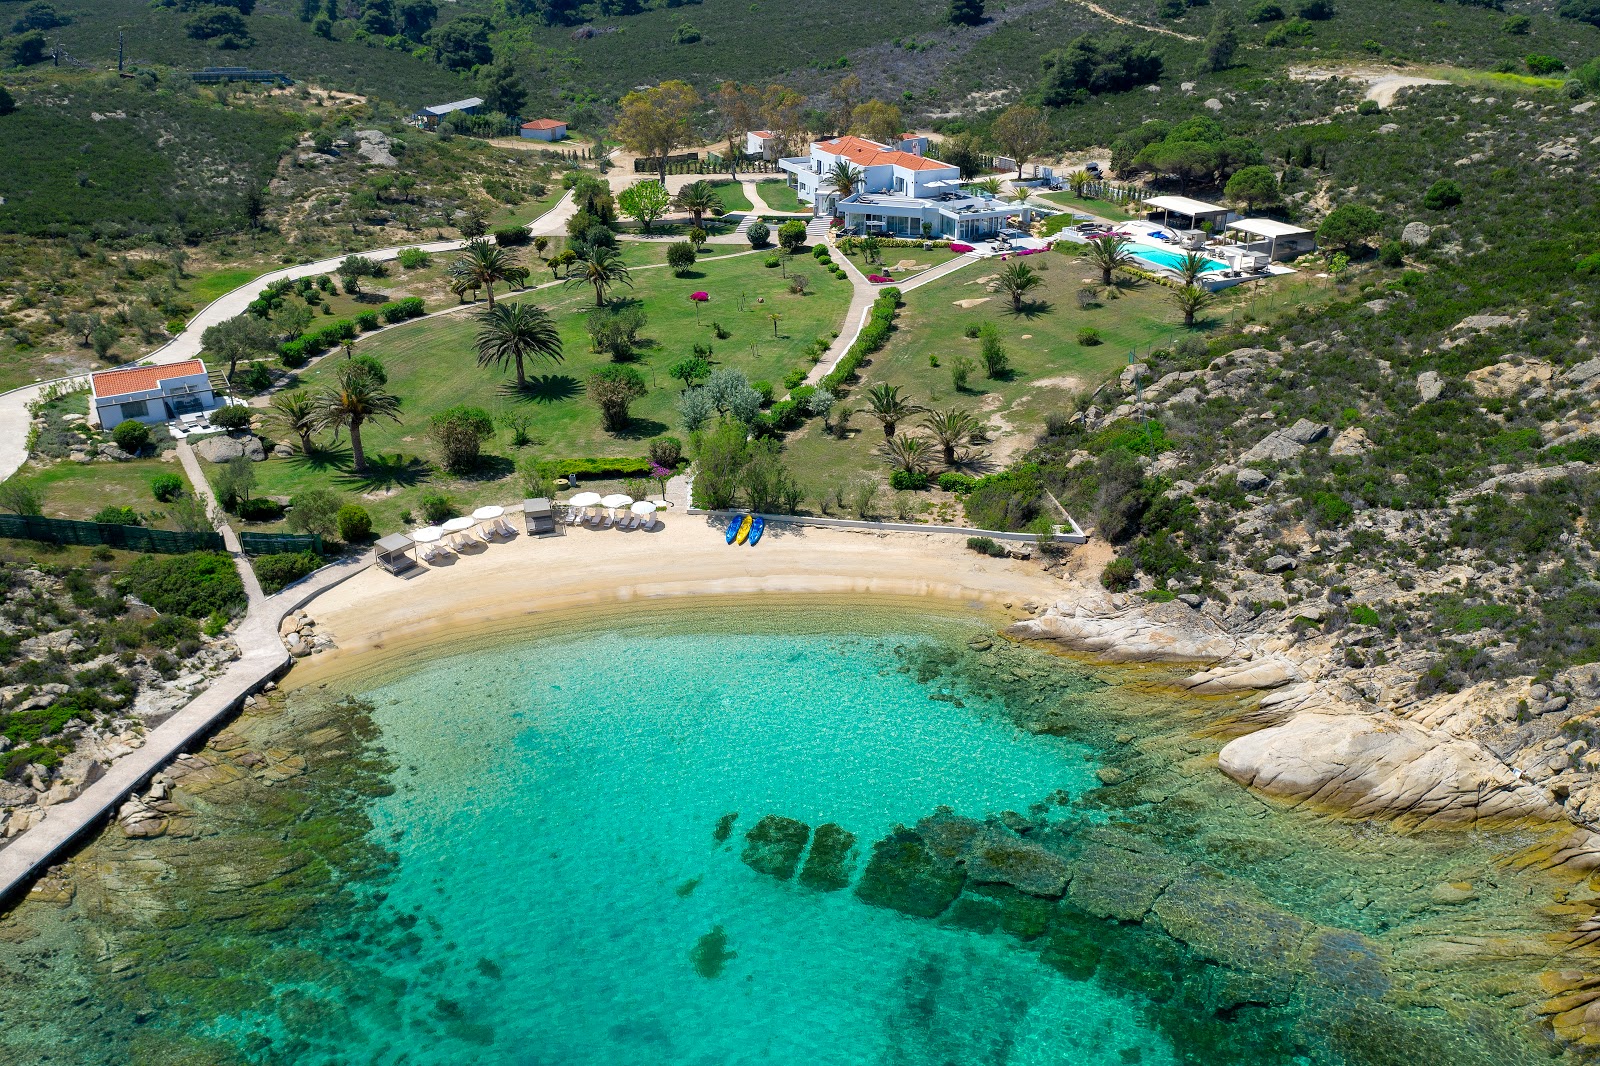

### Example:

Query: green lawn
xmin=755 ymin=182 xmax=804 ymax=213
xmin=186 ymin=266 xmax=275 ymax=306
xmin=1040 ymin=191 xmax=1141 ymax=224
xmin=704 ymin=180 xmax=753 ymax=213
xmin=13 ymin=455 xmax=183 ymax=526
xmin=840 ymin=246 xmax=965 ymax=284
xmin=489 ymin=186 xmax=566 ymax=229
xmin=236 ymin=248 xmax=852 ymax=535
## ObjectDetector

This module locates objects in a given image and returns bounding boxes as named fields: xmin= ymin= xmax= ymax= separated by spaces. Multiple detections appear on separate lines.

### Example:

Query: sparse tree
xmin=672 ymin=180 xmax=724 ymax=227
xmin=268 ymin=389 xmax=319 ymax=452
xmin=1172 ymin=283 xmax=1216 ymax=328
xmin=1078 ymin=234 xmax=1135 ymax=285
xmin=670 ymin=355 xmax=712 ymax=390
xmin=448 ymin=239 xmax=520 ymax=309
xmin=565 ymin=244 xmax=634 ymax=306
xmin=475 ymin=302 xmax=563 ymax=390
xmin=715 ymin=80 xmax=763 ymax=177
xmin=921 ymin=407 xmax=983 ymax=466
xmin=1199 ymin=9 xmax=1239 ymax=73
xmin=587 ymin=365 xmax=648 ymax=431
xmin=991 ymin=104 xmax=1050 ymax=180
xmin=618 ymin=179 xmax=672 ymax=234
xmin=201 ymin=313 xmax=277 ymax=380
xmin=614 ymin=80 xmax=701 ymax=184
xmin=0 ymin=479 xmax=42 ymax=515
xmin=850 ymin=99 xmax=905 ymax=145
xmin=990 ymin=262 xmax=1043 ymax=312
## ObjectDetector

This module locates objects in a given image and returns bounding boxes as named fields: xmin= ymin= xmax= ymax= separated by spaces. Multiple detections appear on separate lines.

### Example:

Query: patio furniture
xmin=373 ymin=533 xmax=417 ymax=575
xmin=495 ymin=517 xmax=517 ymax=538
xmin=523 ymin=498 xmax=556 ymax=535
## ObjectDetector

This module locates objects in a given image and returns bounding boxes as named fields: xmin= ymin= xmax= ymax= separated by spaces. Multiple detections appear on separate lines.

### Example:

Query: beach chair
xmin=620 ymin=515 xmax=637 ymax=531
xmin=496 ymin=517 xmax=516 ymax=537
xmin=643 ymin=512 xmax=659 ymax=530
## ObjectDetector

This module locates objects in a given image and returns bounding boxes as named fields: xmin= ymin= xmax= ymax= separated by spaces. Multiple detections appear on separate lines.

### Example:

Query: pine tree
xmin=948 ymin=0 xmax=984 ymax=26
xmin=1200 ymin=10 xmax=1238 ymax=73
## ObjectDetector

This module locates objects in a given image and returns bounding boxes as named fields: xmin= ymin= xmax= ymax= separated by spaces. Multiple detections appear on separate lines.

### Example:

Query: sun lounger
xmin=620 ymin=515 xmax=638 ymax=531
xmin=494 ymin=517 xmax=516 ymax=537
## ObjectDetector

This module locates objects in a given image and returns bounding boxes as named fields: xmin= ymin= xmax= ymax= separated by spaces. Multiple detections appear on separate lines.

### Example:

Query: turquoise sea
xmin=0 ymin=604 xmax=1576 ymax=1065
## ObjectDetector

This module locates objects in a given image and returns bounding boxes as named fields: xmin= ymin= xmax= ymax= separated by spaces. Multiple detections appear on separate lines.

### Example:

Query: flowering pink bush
xmin=689 ymin=291 xmax=709 ymax=302
xmin=867 ymin=274 xmax=894 ymax=284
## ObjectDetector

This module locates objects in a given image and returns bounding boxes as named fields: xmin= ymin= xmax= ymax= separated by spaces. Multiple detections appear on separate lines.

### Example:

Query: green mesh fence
xmin=0 ymin=514 xmax=224 ymax=553
xmin=239 ymin=531 xmax=323 ymax=556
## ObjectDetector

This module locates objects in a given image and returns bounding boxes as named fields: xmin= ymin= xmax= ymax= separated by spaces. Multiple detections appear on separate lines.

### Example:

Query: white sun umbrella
xmin=630 ymin=500 xmax=656 ymax=516
xmin=441 ymin=516 xmax=475 ymax=533
xmin=600 ymin=492 xmax=632 ymax=518
xmin=569 ymin=491 xmax=602 ymax=510
xmin=471 ymin=505 xmax=504 ymax=521
xmin=411 ymin=526 xmax=444 ymax=543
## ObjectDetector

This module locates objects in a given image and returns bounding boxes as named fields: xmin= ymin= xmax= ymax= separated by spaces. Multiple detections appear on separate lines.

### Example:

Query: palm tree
xmin=672 ymin=180 xmax=724 ymax=228
xmin=879 ymin=434 xmax=934 ymax=475
xmin=971 ymin=176 xmax=1004 ymax=196
xmin=475 ymin=302 xmax=564 ymax=390
xmin=1067 ymin=169 xmax=1093 ymax=196
xmin=862 ymin=383 xmax=926 ymax=438
xmin=1172 ymin=283 xmax=1216 ymax=329
xmin=1077 ymin=234 xmax=1135 ymax=286
xmin=267 ymin=389 xmax=318 ymax=453
xmin=1174 ymin=251 xmax=1210 ymax=287
xmin=920 ymin=407 xmax=982 ymax=467
xmin=821 ymin=160 xmax=864 ymax=214
xmin=448 ymin=239 xmax=520 ymax=309
xmin=565 ymin=245 xmax=634 ymax=307
xmin=990 ymin=262 xmax=1043 ymax=312
xmin=311 ymin=361 xmax=403 ymax=475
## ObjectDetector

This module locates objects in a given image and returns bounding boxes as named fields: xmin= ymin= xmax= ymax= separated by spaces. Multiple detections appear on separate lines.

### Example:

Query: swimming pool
xmin=1130 ymin=244 xmax=1226 ymax=273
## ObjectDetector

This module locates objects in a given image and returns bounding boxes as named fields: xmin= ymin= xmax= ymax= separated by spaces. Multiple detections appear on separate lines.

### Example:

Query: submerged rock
xmin=797 ymin=823 xmax=856 ymax=891
xmin=690 ymin=925 xmax=735 ymax=978
xmin=1151 ymin=868 xmax=1309 ymax=977
xmin=962 ymin=827 xmax=1071 ymax=898
xmin=712 ymin=812 xmax=738 ymax=844
xmin=943 ymin=884 xmax=1056 ymax=939
xmin=856 ymin=827 xmax=966 ymax=918
xmin=1068 ymin=839 xmax=1187 ymax=921
xmin=741 ymin=815 xmax=809 ymax=880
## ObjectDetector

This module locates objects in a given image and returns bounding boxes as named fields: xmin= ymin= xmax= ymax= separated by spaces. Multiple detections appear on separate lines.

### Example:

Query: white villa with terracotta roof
xmin=779 ymin=135 xmax=1034 ymax=241
xmin=90 ymin=360 xmax=218 ymax=429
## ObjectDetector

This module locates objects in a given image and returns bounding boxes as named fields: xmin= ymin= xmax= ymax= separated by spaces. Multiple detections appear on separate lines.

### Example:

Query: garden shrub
xmin=150 ymin=473 xmax=185 ymax=502
xmin=355 ymin=310 xmax=381 ymax=332
xmin=1422 ymin=179 xmax=1463 ymax=210
xmin=747 ymin=221 xmax=770 ymax=248
xmin=648 ymin=437 xmax=683 ymax=469
xmin=380 ymin=297 xmax=427 ymax=324
xmin=236 ymin=497 xmax=284 ymax=522
xmin=889 ymin=469 xmax=929 ymax=490
xmin=966 ymin=536 xmax=1005 ymax=557
xmin=279 ymin=344 xmax=309 ymax=370
xmin=397 ymin=247 xmax=431 ymax=269
xmin=120 ymin=551 xmax=246 ymax=618
xmin=336 ymin=504 xmax=373 ymax=542
xmin=782 ymin=368 xmax=808 ymax=389
xmin=492 ymin=226 xmax=530 ymax=246
xmin=111 ymin=420 xmax=151 ymax=454
xmin=938 ymin=472 xmax=977 ymax=493
xmin=210 ymin=405 xmax=253 ymax=431
xmin=235 ymin=362 xmax=274 ymax=393
xmin=428 ymin=405 xmax=495 ymax=475
xmin=820 ymin=289 xmax=901 ymax=392
xmin=965 ymin=466 xmax=1045 ymax=531
xmin=764 ymin=256 xmax=781 ymax=268
xmin=253 ymin=551 xmax=322 ymax=594
xmin=1077 ymin=327 xmax=1102 ymax=346
xmin=419 ymin=492 xmax=457 ymax=524
xmin=536 ymin=457 xmax=654 ymax=478
xmin=92 ymin=506 xmax=142 ymax=526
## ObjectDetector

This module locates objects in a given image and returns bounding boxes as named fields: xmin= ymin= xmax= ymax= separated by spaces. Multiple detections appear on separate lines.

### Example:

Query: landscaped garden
xmin=1039 ymin=190 xmax=1142 ymax=224
xmin=754 ymin=182 xmax=805 ymax=213
xmin=223 ymin=242 xmax=852 ymax=534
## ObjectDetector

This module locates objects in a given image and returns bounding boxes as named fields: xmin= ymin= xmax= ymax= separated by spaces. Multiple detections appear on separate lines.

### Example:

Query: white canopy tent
xmin=1224 ymin=218 xmax=1316 ymax=261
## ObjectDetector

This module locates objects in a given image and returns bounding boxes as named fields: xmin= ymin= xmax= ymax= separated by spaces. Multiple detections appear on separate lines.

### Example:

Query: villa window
xmin=121 ymin=399 xmax=149 ymax=419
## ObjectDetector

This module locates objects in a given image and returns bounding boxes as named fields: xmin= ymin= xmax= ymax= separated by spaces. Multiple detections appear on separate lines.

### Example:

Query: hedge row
xmin=536 ymin=457 xmax=655 ymax=478
xmin=820 ymin=287 xmax=901 ymax=393
xmin=278 ymin=297 xmax=426 ymax=366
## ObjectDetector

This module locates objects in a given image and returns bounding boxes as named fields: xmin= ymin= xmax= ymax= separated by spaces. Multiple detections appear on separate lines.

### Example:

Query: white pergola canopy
xmin=1227 ymin=218 xmax=1312 ymax=239
xmin=1144 ymin=195 xmax=1228 ymax=218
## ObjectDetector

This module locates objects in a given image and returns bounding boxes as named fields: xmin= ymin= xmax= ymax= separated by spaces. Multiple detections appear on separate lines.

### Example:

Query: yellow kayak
xmin=734 ymin=513 xmax=753 ymax=545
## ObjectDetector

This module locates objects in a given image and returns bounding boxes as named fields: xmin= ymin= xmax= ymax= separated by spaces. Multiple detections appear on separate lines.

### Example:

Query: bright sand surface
xmin=291 ymin=517 xmax=1063 ymax=686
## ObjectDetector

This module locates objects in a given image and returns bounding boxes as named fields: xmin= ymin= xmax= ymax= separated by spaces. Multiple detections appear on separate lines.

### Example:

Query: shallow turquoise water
xmin=1129 ymin=245 xmax=1225 ymax=273
xmin=263 ymin=623 xmax=1176 ymax=1065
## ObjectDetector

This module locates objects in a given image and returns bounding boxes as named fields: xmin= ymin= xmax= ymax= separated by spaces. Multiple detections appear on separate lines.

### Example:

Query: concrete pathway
xmin=899 ymin=253 xmax=981 ymax=294
xmin=803 ymin=242 xmax=878 ymax=387
xmin=0 ymin=191 xmax=578 ymax=483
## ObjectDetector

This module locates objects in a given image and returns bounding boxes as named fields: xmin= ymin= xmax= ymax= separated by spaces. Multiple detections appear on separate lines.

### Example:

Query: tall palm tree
xmin=1077 ymin=234 xmax=1135 ymax=286
xmin=1174 ymin=251 xmax=1210 ymax=287
xmin=862 ymin=383 xmax=926 ymax=438
xmin=990 ymin=262 xmax=1043 ymax=312
xmin=267 ymin=389 xmax=318 ymax=453
xmin=565 ymin=245 xmax=634 ymax=307
xmin=1172 ymin=283 xmax=1215 ymax=329
xmin=921 ymin=407 xmax=982 ymax=467
xmin=311 ymin=361 xmax=403 ymax=475
xmin=880 ymin=433 xmax=934 ymax=476
xmin=448 ymin=239 xmax=520 ymax=309
xmin=672 ymin=180 xmax=724 ymax=228
xmin=474 ymin=302 xmax=564 ymax=390
xmin=821 ymin=160 xmax=864 ymax=214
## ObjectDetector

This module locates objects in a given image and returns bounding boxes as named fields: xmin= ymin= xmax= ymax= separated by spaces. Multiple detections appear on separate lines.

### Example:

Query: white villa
xmin=90 ymin=359 xmax=218 ymax=428
xmin=779 ymin=135 xmax=1034 ymax=242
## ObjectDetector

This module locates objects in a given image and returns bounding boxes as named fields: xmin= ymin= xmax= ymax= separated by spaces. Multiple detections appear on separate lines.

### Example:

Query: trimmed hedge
xmin=253 ymin=551 xmax=322 ymax=594
xmin=279 ymin=299 xmax=425 ymax=363
xmin=820 ymin=288 xmax=901 ymax=393
xmin=381 ymin=296 xmax=426 ymax=324
xmin=536 ymin=456 xmax=654 ymax=478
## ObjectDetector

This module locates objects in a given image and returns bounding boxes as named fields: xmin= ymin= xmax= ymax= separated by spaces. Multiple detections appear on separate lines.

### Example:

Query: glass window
xmin=121 ymin=399 xmax=149 ymax=419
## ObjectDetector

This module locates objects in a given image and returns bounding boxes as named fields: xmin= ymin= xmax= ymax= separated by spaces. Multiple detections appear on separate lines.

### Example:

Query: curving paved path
xmin=0 ymin=191 xmax=580 ymax=483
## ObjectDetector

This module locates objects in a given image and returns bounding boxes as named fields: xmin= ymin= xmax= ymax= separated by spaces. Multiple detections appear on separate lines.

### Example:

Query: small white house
xmin=91 ymin=359 xmax=218 ymax=428
xmin=745 ymin=130 xmax=780 ymax=160
xmin=519 ymin=118 xmax=567 ymax=141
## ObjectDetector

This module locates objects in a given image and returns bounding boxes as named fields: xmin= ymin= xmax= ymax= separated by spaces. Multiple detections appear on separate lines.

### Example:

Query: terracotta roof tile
xmin=92 ymin=360 xmax=207 ymax=398
xmin=815 ymin=135 xmax=956 ymax=172
xmin=520 ymin=118 xmax=566 ymax=130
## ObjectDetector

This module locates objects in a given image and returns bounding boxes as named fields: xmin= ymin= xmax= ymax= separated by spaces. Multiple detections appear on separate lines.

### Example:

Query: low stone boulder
xmin=1281 ymin=418 xmax=1329 ymax=446
xmin=1415 ymin=371 xmax=1444 ymax=403
xmin=1328 ymin=427 xmax=1372 ymax=457
xmin=1182 ymin=658 xmax=1300 ymax=694
xmin=856 ymin=826 xmax=966 ymax=918
xmin=962 ymin=827 xmax=1072 ymax=898
xmin=195 ymin=435 xmax=245 ymax=463
xmin=741 ymin=814 xmax=810 ymax=880
xmin=1401 ymin=221 xmax=1431 ymax=247
xmin=1235 ymin=467 xmax=1270 ymax=491
xmin=1007 ymin=597 xmax=1237 ymax=664
xmin=1238 ymin=431 xmax=1304 ymax=465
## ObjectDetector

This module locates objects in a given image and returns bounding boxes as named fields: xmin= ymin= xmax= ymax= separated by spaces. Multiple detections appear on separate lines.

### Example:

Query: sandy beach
xmin=289 ymin=516 xmax=1071 ymax=687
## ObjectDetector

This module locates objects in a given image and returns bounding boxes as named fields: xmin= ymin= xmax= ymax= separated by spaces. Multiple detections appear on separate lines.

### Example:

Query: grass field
xmin=1040 ymin=191 xmax=1141 ymax=224
xmin=232 ymin=247 xmax=852 ymax=534
xmin=839 ymin=246 xmax=965 ymax=284
xmin=14 ymin=455 xmax=183 ymax=527
xmin=489 ymin=187 xmax=567 ymax=229
xmin=755 ymin=182 xmax=805 ymax=213
xmin=703 ymin=181 xmax=753 ymax=213
xmin=187 ymin=266 xmax=278 ymax=306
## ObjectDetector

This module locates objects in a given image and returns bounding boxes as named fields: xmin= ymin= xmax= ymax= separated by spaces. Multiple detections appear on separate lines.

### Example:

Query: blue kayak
xmin=726 ymin=515 xmax=745 ymax=544
xmin=748 ymin=516 xmax=766 ymax=546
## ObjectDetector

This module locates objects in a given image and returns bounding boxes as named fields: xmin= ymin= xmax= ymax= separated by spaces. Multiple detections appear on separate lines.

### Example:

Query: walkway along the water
xmin=0 ymin=443 xmax=371 ymax=906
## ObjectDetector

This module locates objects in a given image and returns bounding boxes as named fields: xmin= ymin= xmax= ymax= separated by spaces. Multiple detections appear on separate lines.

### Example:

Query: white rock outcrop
xmin=1006 ymin=598 xmax=1236 ymax=663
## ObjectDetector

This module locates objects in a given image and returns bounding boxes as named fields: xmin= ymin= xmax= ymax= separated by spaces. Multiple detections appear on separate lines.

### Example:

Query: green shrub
xmin=253 ymin=551 xmax=322 ymax=594
xmin=235 ymin=362 xmax=274 ymax=393
xmin=355 ymin=310 xmax=381 ymax=332
xmin=380 ymin=297 xmax=427 ymax=324
xmin=150 ymin=473 xmax=185 ymax=502
xmin=1526 ymin=53 xmax=1566 ymax=75
xmin=120 ymin=551 xmax=246 ymax=618
xmin=938 ymin=472 xmax=977 ymax=493
xmin=1378 ymin=240 xmax=1405 ymax=267
xmin=111 ymin=420 xmax=151 ymax=454
xmin=336 ymin=504 xmax=373 ymax=542
xmin=750 ymin=380 xmax=775 ymax=405
xmin=1422 ymin=178 xmax=1463 ymax=210
xmin=236 ymin=497 xmax=284 ymax=522
xmin=1077 ymin=327 xmax=1102 ymax=346
xmin=966 ymin=536 xmax=1005 ymax=557
xmin=397 ymin=247 xmax=431 ymax=269
xmin=890 ymin=469 xmax=929 ymax=490
xmin=279 ymin=344 xmax=309 ymax=370
xmin=210 ymin=405 xmax=253 ymax=431
xmin=820 ymin=290 xmax=901 ymax=392
xmin=1356 ymin=99 xmax=1379 ymax=115
xmin=1101 ymin=557 xmax=1137 ymax=591
xmin=1348 ymin=605 xmax=1381 ymax=626
xmin=419 ymin=492 xmax=457 ymax=524
xmin=782 ymin=367 xmax=808 ymax=389
xmin=648 ymin=436 xmax=683 ymax=468
xmin=764 ymin=256 xmax=781 ymax=268
xmin=92 ymin=506 xmax=142 ymax=526
xmin=747 ymin=221 xmax=770 ymax=248
xmin=492 ymin=226 xmax=530 ymax=245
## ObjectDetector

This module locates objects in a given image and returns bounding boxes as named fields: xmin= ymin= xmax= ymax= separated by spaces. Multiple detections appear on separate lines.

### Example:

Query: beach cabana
xmin=1143 ymin=195 xmax=1230 ymax=236
xmin=1224 ymin=218 xmax=1316 ymax=261
xmin=374 ymin=533 xmax=417 ymax=574
xmin=524 ymin=498 xmax=556 ymax=535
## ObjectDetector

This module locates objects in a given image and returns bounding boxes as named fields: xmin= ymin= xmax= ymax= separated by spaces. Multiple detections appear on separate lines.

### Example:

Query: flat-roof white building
xmin=90 ymin=359 xmax=218 ymax=428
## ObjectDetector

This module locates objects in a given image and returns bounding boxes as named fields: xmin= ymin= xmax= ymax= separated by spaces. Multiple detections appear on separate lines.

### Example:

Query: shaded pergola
xmin=1143 ymin=194 xmax=1230 ymax=233
xmin=1224 ymin=218 xmax=1317 ymax=261
xmin=374 ymin=532 xmax=416 ymax=574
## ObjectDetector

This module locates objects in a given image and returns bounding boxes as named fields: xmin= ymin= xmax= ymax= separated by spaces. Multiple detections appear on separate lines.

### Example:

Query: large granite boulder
xmin=856 ymin=827 xmax=966 ymax=918
xmin=194 ymin=435 xmax=245 ymax=463
xmin=741 ymin=815 xmax=810 ymax=880
xmin=1007 ymin=596 xmax=1237 ymax=664
xmin=797 ymin=822 xmax=856 ymax=891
